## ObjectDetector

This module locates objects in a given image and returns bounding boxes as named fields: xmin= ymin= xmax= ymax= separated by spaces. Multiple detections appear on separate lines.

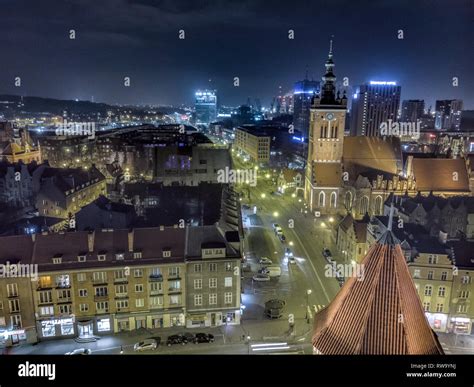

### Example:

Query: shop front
xmin=424 ymin=312 xmax=448 ymax=332
xmin=448 ymin=316 xmax=472 ymax=334
xmin=37 ymin=317 xmax=75 ymax=340
xmin=76 ymin=317 xmax=112 ymax=338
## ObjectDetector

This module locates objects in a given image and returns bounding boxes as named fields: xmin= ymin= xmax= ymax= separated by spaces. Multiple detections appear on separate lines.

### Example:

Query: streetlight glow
xmin=261 ymin=193 xmax=266 ymax=199
xmin=273 ymin=211 xmax=279 ymax=217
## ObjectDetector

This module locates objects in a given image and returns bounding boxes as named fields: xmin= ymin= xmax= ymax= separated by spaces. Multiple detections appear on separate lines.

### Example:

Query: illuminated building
xmin=195 ymin=90 xmax=217 ymax=126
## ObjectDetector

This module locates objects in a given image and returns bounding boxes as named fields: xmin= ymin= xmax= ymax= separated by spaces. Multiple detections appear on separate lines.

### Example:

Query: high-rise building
xmin=435 ymin=99 xmax=463 ymax=130
xmin=194 ymin=90 xmax=217 ymax=125
xmin=401 ymin=99 xmax=425 ymax=122
xmin=293 ymin=78 xmax=320 ymax=137
xmin=350 ymin=81 xmax=401 ymax=136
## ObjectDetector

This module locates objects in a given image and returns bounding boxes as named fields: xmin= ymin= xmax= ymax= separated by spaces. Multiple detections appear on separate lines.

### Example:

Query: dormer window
xmin=52 ymin=254 xmax=63 ymax=264
xmin=115 ymin=253 xmax=124 ymax=261
xmin=162 ymin=249 xmax=171 ymax=258
xmin=77 ymin=255 xmax=86 ymax=262
xmin=98 ymin=254 xmax=106 ymax=261
xmin=133 ymin=251 xmax=142 ymax=259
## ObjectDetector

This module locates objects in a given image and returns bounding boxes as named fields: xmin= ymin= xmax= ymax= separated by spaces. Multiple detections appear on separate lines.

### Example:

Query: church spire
xmin=320 ymin=37 xmax=337 ymax=104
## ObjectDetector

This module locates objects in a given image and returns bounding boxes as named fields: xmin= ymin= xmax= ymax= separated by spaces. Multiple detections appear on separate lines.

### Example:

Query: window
xmin=93 ymin=272 xmax=107 ymax=282
xmin=169 ymin=295 xmax=181 ymax=305
xmin=96 ymin=301 xmax=109 ymax=312
xmin=413 ymin=269 xmax=420 ymax=279
xmin=423 ymin=302 xmax=430 ymax=312
xmin=150 ymin=282 xmax=162 ymax=294
xmin=52 ymin=257 xmax=62 ymax=264
xmin=98 ymin=254 xmax=106 ymax=261
xmin=134 ymin=269 xmax=143 ymax=278
xmin=78 ymin=255 xmax=86 ymax=262
xmin=168 ymin=267 xmax=180 ymax=277
xmin=169 ymin=280 xmax=181 ymax=291
xmin=194 ymin=264 xmax=202 ymax=273
xmin=428 ymin=255 xmax=438 ymax=264
xmin=39 ymin=291 xmax=52 ymax=304
xmin=150 ymin=267 xmax=162 ymax=278
xmin=95 ymin=287 xmax=108 ymax=297
xmin=441 ymin=271 xmax=448 ymax=281
xmin=115 ymin=253 xmax=124 ymax=260
xmin=194 ymin=279 xmax=202 ymax=290
xmin=427 ymin=271 xmax=434 ymax=280
xmin=460 ymin=290 xmax=470 ymax=299
xmin=59 ymin=304 xmax=71 ymax=314
xmin=461 ymin=275 xmax=471 ymax=284
xmin=7 ymin=283 xmax=18 ymax=297
xmin=135 ymin=284 xmax=144 ymax=293
xmin=115 ymin=270 xmax=126 ymax=280
xmin=116 ymin=300 xmax=128 ymax=309
xmin=162 ymin=250 xmax=171 ymax=258
xmin=133 ymin=252 xmax=142 ymax=259
xmin=330 ymin=191 xmax=337 ymax=208
xmin=149 ymin=296 xmax=163 ymax=308
xmin=225 ymin=277 xmax=232 ymax=287
xmin=209 ymin=263 xmax=217 ymax=272
xmin=209 ymin=278 xmax=217 ymax=288
xmin=225 ymin=262 xmax=232 ymax=272
xmin=318 ymin=191 xmax=326 ymax=207
xmin=9 ymin=299 xmax=20 ymax=313
xmin=77 ymin=273 xmax=86 ymax=282
xmin=209 ymin=294 xmax=217 ymax=305
xmin=457 ymin=305 xmax=468 ymax=313
xmin=115 ymin=284 xmax=127 ymax=295
xmin=10 ymin=315 xmax=22 ymax=329
xmin=424 ymin=285 xmax=432 ymax=296
xmin=436 ymin=303 xmax=444 ymax=312
xmin=79 ymin=304 xmax=89 ymax=312
xmin=39 ymin=306 xmax=54 ymax=316
xmin=135 ymin=299 xmax=145 ymax=308
xmin=194 ymin=294 xmax=202 ymax=306
xmin=224 ymin=292 xmax=232 ymax=304
xmin=79 ymin=289 xmax=88 ymax=297
xmin=438 ymin=287 xmax=446 ymax=297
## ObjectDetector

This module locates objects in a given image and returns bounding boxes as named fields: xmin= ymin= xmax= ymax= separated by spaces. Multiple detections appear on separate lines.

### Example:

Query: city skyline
xmin=0 ymin=0 xmax=472 ymax=108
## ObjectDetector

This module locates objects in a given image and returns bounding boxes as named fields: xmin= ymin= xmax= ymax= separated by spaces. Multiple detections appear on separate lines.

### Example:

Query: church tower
xmin=304 ymin=40 xmax=347 ymax=214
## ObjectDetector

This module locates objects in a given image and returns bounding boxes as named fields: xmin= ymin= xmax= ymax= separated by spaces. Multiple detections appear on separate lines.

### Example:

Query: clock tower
xmin=304 ymin=40 xmax=347 ymax=214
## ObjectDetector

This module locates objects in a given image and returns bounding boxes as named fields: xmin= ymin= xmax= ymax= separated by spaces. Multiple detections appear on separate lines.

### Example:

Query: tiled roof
xmin=311 ymin=162 xmax=342 ymax=187
xmin=312 ymin=230 xmax=444 ymax=355
xmin=449 ymin=240 xmax=474 ymax=268
xmin=412 ymin=158 xmax=469 ymax=192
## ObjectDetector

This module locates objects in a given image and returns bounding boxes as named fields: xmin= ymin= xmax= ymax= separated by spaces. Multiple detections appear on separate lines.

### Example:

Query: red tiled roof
xmin=312 ymin=231 xmax=444 ymax=355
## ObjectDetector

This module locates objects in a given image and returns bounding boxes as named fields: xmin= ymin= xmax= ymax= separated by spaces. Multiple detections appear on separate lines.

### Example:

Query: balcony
xmin=94 ymin=295 xmax=109 ymax=302
xmin=93 ymin=279 xmax=108 ymax=286
xmin=57 ymin=297 xmax=72 ymax=304
xmin=114 ymin=294 xmax=129 ymax=300
xmin=168 ymin=275 xmax=181 ymax=280
xmin=168 ymin=287 xmax=182 ymax=294
xmin=55 ymin=284 xmax=71 ymax=290
xmin=7 ymin=293 xmax=19 ymax=298
xmin=36 ymin=285 xmax=53 ymax=291
xmin=150 ymin=290 xmax=163 ymax=296
xmin=149 ymin=274 xmax=163 ymax=282
xmin=114 ymin=277 xmax=128 ymax=284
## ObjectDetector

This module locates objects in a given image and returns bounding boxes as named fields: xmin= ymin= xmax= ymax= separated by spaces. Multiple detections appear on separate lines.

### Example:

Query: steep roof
xmin=311 ymin=162 xmax=342 ymax=187
xmin=312 ymin=230 xmax=444 ymax=355
xmin=412 ymin=158 xmax=469 ymax=192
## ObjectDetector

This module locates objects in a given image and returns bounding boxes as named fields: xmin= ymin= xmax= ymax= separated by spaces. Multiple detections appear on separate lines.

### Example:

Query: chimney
xmin=88 ymin=230 xmax=95 ymax=252
xmin=438 ymin=230 xmax=448 ymax=245
xmin=128 ymin=229 xmax=134 ymax=252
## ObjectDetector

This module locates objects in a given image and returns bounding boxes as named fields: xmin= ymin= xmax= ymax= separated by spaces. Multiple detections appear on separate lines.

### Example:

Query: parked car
xmin=322 ymin=248 xmax=332 ymax=259
xmin=284 ymin=248 xmax=293 ymax=257
xmin=253 ymin=273 xmax=271 ymax=282
xmin=278 ymin=233 xmax=286 ymax=243
xmin=272 ymin=223 xmax=281 ymax=230
xmin=260 ymin=266 xmax=282 ymax=277
xmin=134 ymin=339 xmax=158 ymax=352
xmin=194 ymin=333 xmax=215 ymax=344
xmin=166 ymin=334 xmax=186 ymax=346
xmin=288 ymin=256 xmax=296 ymax=264
xmin=259 ymin=257 xmax=273 ymax=265
xmin=180 ymin=332 xmax=195 ymax=343
xmin=65 ymin=348 xmax=91 ymax=355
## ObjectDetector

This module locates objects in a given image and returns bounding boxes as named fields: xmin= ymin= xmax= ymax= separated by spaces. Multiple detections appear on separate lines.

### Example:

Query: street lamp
xmin=273 ymin=211 xmax=279 ymax=217
xmin=261 ymin=193 xmax=266 ymax=199
xmin=289 ymin=241 xmax=294 ymax=246
xmin=329 ymin=217 xmax=334 ymax=223
xmin=291 ymin=193 xmax=296 ymax=198
xmin=265 ymin=173 xmax=270 ymax=179
xmin=321 ymin=222 xmax=326 ymax=228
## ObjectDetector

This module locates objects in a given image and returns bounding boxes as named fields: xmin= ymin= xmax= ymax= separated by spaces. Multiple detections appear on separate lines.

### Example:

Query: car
xmin=253 ymin=273 xmax=271 ymax=282
xmin=194 ymin=333 xmax=214 ymax=344
xmin=284 ymin=248 xmax=293 ymax=257
xmin=65 ymin=348 xmax=91 ymax=355
xmin=272 ymin=223 xmax=281 ymax=230
xmin=166 ymin=334 xmax=186 ymax=346
xmin=288 ymin=256 xmax=296 ymax=264
xmin=259 ymin=257 xmax=273 ymax=265
xmin=322 ymin=248 xmax=332 ymax=259
xmin=134 ymin=339 xmax=158 ymax=352
xmin=278 ymin=234 xmax=286 ymax=242
xmin=179 ymin=332 xmax=195 ymax=343
xmin=242 ymin=204 xmax=251 ymax=210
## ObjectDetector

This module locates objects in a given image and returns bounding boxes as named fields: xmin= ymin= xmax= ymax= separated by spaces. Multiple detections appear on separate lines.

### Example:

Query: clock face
xmin=326 ymin=113 xmax=335 ymax=121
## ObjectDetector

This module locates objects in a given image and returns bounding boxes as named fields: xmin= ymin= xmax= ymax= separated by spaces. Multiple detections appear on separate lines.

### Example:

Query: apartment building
xmin=234 ymin=127 xmax=271 ymax=164
xmin=185 ymin=225 xmax=241 ymax=328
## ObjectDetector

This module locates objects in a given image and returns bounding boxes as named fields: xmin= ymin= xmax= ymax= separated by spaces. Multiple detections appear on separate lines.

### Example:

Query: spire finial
xmin=329 ymin=35 xmax=334 ymax=56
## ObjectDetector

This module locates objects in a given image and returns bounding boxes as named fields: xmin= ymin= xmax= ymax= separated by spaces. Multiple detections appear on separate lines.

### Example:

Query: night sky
xmin=0 ymin=0 xmax=472 ymax=108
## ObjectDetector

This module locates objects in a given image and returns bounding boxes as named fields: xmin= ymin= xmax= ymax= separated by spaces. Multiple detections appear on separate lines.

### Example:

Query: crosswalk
xmin=313 ymin=304 xmax=326 ymax=313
